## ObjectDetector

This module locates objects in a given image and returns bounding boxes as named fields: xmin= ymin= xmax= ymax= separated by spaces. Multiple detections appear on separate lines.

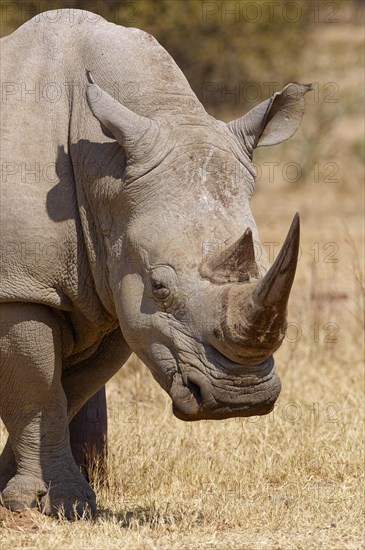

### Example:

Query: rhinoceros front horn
xmin=215 ymin=214 xmax=300 ymax=365
xmin=253 ymin=212 xmax=300 ymax=309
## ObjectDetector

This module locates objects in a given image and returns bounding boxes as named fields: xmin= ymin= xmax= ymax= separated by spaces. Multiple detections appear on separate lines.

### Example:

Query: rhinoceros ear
xmin=227 ymin=83 xmax=312 ymax=156
xmin=85 ymin=71 xmax=156 ymax=156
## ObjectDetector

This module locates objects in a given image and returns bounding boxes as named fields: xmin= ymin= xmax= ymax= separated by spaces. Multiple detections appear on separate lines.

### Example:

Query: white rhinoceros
xmin=0 ymin=9 xmax=311 ymax=517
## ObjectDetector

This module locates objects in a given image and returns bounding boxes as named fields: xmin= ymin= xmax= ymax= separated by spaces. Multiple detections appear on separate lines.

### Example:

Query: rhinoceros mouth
xmin=169 ymin=372 xmax=203 ymax=417
xmin=169 ymin=352 xmax=280 ymax=421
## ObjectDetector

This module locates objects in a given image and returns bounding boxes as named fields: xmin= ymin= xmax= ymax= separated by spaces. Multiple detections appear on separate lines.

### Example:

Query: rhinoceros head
xmin=87 ymin=75 xmax=311 ymax=420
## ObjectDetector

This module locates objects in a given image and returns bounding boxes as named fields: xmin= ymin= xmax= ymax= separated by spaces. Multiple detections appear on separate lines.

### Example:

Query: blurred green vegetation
xmin=128 ymin=0 xmax=313 ymax=111
xmin=0 ymin=0 xmax=362 ymax=115
xmin=0 ymin=0 xmax=313 ymax=110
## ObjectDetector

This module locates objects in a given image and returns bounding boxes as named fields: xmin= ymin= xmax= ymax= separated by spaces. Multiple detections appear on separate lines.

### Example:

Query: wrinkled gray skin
xmin=0 ymin=10 xmax=311 ymax=518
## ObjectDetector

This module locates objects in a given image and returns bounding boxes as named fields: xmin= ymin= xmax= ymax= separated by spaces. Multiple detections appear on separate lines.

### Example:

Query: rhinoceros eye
xmin=149 ymin=267 xmax=177 ymax=309
xmin=151 ymin=280 xmax=171 ymax=302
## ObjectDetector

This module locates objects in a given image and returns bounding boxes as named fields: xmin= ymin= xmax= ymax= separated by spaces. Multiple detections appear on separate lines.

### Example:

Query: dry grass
xmin=1 ymin=7 xmax=364 ymax=550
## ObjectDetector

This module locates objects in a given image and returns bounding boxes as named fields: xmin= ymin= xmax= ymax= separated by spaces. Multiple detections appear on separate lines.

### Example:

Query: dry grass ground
xmin=0 ymin=5 xmax=364 ymax=550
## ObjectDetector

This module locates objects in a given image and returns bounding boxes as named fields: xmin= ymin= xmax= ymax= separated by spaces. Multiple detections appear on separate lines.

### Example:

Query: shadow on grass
xmin=97 ymin=505 xmax=204 ymax=528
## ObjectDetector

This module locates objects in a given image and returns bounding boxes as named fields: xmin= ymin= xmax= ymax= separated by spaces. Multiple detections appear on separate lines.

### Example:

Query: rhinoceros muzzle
xmin=170 ymin=350 xmax=281 ymax=421
xmin=171 ymin=215 xmax=299 ymax=420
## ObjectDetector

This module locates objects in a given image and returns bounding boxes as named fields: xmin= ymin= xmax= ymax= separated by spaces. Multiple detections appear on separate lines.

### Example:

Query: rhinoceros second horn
xmin=201 ymin=226 xmax=259 ymax=283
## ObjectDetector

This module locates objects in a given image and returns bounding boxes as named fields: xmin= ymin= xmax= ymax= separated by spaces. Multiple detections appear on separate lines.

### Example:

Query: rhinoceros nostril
xmin=186 ymin=378 xmax=203 ymax=407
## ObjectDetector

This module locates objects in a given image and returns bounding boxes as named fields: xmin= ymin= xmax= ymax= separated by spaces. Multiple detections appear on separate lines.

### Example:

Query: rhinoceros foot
xmin=39 ymin=476 xmax=96 ymax=519
xmin=0 ymin=474 xmax=47 ymax=511
xmin=0 ymin=469 xmax=96 ymax=519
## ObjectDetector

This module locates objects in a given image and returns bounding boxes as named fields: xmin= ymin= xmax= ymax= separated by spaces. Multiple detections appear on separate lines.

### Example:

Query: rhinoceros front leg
xmin=67 ymin=331 xmax=130 ymax=479
xmin=1 ymin=327 xmax=130 ymax=497
xmin=69 ymin=387 xmax=108 ymax=481
xmin=0 ymin=389 xmax=107 ymax=492
xmin=64 ymin=328 xmax=131 ymax=479
xmin=0 ymin=303 xmax=95 ymax=518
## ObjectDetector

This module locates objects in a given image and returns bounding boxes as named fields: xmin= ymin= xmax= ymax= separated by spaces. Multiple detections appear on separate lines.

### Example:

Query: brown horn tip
xmin=254 ymin=213 xmax=300 ymax=307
